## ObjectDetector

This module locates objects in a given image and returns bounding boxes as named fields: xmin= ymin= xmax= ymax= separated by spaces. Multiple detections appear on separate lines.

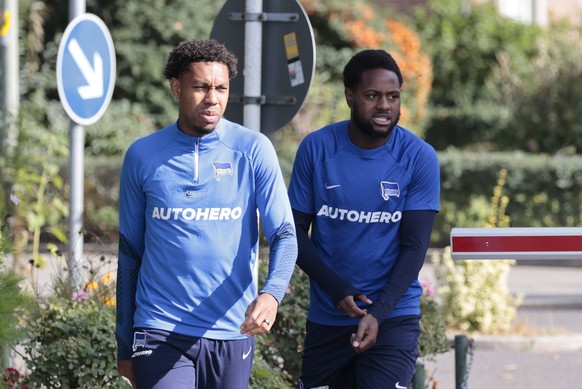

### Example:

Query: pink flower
xmin=72 ymin=288 xmax=90 ymax=302
xmin=420 ymin=277 xmax=435 ymax=298
xmin=9 ymin=194 xmax=20 ymax=205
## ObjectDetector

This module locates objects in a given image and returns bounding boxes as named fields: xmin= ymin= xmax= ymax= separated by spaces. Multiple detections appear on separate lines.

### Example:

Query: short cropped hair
xmin=164 ymin=39 xmax=238 ymax=80
xmin=343 ymin=49 xmax=403 ymax=90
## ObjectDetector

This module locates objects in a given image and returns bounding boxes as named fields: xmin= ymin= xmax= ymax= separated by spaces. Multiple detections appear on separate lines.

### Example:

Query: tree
xmin=294 ymin=0 xmax=433 ymax=137
xmin=410 ymin=0 xmax=541 ymax=150
xmin=485 ymin=24 xmax=582 ymax=154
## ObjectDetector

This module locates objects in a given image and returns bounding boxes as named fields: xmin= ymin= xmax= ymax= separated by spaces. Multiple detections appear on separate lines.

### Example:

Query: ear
xmin=345 ymin=88 xmax=353 ymax=108
xmin=170 ymin=77 xmax=180 ymax=99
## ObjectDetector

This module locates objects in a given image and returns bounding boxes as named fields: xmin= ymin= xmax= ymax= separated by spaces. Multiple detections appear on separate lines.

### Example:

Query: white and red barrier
xmin=450 ymin=227 xmax=582 ymax=260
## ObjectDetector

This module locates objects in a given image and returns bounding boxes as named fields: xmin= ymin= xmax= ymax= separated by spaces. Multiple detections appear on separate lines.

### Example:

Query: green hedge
xmin=83 ymin=151 xmax=582 ymax=247
xmin=434 ymin=150 xmax=582 ymax=246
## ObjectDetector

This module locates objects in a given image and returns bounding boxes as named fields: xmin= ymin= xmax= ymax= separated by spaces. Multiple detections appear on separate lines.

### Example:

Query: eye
xmin=364 ymin=92 xmax=380 ymax=101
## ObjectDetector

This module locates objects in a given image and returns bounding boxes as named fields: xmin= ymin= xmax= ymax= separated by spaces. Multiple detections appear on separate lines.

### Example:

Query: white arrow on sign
xmin=67 ymin=38 xmax=103 ymax=100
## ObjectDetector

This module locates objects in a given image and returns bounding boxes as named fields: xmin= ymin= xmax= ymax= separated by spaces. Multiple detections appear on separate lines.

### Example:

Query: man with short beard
xmin=288 ymin=49 xmax=440 ymax=389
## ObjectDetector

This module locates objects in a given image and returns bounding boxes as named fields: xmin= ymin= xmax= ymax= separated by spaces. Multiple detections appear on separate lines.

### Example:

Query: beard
xmin=350 ymin=104 xmax=400 ymax=140
xmin=191 ymin=125 xmax=215 ymax=135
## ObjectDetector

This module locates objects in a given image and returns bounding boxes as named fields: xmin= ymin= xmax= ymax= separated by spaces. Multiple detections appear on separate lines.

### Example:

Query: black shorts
xmin=131 ymin=328 xmax=254 ymax=389
xmin=299 ymin=315 xmax=421 ymax=389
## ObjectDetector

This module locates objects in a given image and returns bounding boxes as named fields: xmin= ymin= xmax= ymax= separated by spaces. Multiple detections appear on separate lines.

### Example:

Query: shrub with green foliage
xmin=418 ymin=279 xmax=450 ymax=359
xmin=0 ymin=224 xmax=36 ymax=370
xmin=485 ymin=24 xmax=582 ymax=154
xmin=22 ymin=298 xmax=129 ymax=389
xmin=432 ymin=169 xmax=522 ymax=333
xmin=435 ymin=150 xmax=582 ymax=246
xmin=19 ymin=258 xmax=128 ymax=389
xmin=3 ymin=93 xmax=69 ymax=265
xmin=259 ymin=267 xmax=309 ymax=385
xmin=412 ymin=0 xmax=540 ymax=105
xmin=433 ymin=249 xmax=521 ymax=333
xmin=250 ymin=339 xmax=294 ymax=389
xmin=411 ymin=0 xmax=541 ymax=150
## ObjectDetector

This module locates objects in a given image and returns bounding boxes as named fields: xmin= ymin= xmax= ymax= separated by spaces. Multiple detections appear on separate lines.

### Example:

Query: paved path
xmin=7 ymin=249 xmax=582 ymax=388
xmin=419 ymin=262 xmax=582 ymax=388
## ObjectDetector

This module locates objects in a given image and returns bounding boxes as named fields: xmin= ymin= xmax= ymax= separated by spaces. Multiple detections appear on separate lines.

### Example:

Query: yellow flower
xmin=85 ymin=280 xmax=98 ymax=290
xmin=100 ymin=272 xmax=114 ymax=284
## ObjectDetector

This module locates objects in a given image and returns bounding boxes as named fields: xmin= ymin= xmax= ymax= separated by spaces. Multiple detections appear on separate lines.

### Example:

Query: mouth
xmin=201 ymin=110 xmax=220 ymax=123
xmin=372 ymin=113 xmax=391 ymax=127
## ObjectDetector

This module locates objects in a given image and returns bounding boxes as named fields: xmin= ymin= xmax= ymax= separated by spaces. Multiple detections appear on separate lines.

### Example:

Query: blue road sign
xmin=57 ymin=13 xmax=115 ymax=126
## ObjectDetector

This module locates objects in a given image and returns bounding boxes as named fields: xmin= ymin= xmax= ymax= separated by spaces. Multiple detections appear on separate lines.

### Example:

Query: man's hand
xmin=350 ymin=314 xmax=379 ymax=354
xmin=336 ymin=294 xmax=373 ymax=318
xmin=240 ymin=293 xmax=279 ymax=336
xmin=117 ymin=360 xmax=137 ymax=388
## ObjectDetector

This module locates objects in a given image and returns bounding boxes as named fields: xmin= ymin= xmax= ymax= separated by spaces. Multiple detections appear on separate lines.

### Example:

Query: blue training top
xmin=288 ymin=120 xmax=440 ymax=326
xmin=116 ymin=118 xmax=297 ymax=360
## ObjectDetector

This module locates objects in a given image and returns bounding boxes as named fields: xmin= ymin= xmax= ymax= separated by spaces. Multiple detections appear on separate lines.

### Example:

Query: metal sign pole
xmin=67 ymin=0 xmax=86 ymax=289
xmin=0 ymin=0 xmax=19 ymax=157
xmin=243 ymin=0 xmax=263 ymax=289
xmin=243 ymin=0 xmax=262 ymax=132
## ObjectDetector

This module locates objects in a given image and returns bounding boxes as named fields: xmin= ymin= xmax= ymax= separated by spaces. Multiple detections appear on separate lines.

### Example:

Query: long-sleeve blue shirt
xmin=116 ymin=119 xmax=297 ymax=360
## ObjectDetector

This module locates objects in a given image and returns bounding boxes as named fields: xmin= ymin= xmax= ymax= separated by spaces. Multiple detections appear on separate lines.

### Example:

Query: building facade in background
xmin=376 ymin=0 xmax=582 ymax=26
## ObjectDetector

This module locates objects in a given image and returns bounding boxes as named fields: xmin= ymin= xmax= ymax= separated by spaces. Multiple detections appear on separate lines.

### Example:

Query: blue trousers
xmin=131 ymin=328 xmax=254 ymax=389
xmin=299 ymin=315 xmax=421 ymax=389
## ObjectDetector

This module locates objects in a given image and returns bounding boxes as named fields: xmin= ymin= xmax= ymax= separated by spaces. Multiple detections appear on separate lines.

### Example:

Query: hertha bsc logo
xmin=213 ymin=162 xmax=233 ymax=181
xmin=380 ymin=181 xmax=400 ymax=201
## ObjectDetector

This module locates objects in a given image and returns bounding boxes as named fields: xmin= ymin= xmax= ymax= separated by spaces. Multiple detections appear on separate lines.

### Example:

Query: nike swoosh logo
xmin=185 ymin=190 xmax=205 ymax=198
xmin=325 ymin=183 xmax=341 ymax=190
xmin=242 ymin=346 xmax=253 ymax=360
xmin=395 ymin=382 xmax=407 ymax=389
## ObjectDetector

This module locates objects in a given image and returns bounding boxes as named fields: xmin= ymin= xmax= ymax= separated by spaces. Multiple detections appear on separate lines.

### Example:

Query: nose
xmin=377 ymin=95 xmax=391 ymax=110
xmin=205 ymin=87 xmax=219 ymax=105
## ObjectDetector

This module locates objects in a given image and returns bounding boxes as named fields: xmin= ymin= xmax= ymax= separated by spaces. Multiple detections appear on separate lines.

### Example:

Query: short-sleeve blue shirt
xmin=288 ymin=120 xmax=440 ymax=325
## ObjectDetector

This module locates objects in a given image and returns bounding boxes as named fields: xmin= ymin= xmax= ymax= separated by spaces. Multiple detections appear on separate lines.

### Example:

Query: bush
xmin=431 ymin=170 xmax=522 ymax=333
xmin=250 ymin=340 xmax=293 ymax=389
xmin=0 ymin=224 xmax=36 ymax=370
xmin=432 ymin=249 xmax=521 ymax=333
xmin=22 ymin=298 xmax=129 ymax=389
xmin=258 ymin=266 xmax=309 ymax=385
xmin=436 ymin=151 xmax=582 ymax=246
xmin=418 ymin=279 xmax=450 ymax=359
xmin=485 ymin=25 xmax=582 ymax=154
xmin=411 ymin=0 xmax=541 ymax=149
xmin=19 ymin=258 xmax=129 ymax=389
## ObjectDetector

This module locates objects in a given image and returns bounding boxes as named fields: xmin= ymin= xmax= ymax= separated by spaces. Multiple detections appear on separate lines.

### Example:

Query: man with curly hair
xmin=116 ymin=39 xmax=297 ymax=388
xmin=289 ymin=49 xmax=440 ymax=389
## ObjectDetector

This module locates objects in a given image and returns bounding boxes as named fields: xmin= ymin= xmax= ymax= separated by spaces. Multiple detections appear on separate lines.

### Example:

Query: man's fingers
xmin=356 ymin=294 xmax=373 ymax=305
xmin=337 ymin=297 xmax=368 ymax=318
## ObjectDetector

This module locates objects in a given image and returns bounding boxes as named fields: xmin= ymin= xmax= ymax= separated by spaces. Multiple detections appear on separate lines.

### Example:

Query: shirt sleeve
xmin=287 ymin=135 xmax=315 ymax=214
xmin=253 ymin=134 xmax=298 ymax=303
xmin=367 ymin=211 xmax=436 ymax=323
xmin=116 ymin=146 xmax=145 ymax=360
xmin=293 ymin=209 xmax=360 ymax=306
xmin=404 ymin=144 xmax=441 ymax=212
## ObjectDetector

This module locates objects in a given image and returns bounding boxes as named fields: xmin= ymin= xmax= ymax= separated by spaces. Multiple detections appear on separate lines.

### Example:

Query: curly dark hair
xmin=163 ymin=39 xmax=238 ymax=80
xmin=343 ymin=49 xmax=403 ymax=90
